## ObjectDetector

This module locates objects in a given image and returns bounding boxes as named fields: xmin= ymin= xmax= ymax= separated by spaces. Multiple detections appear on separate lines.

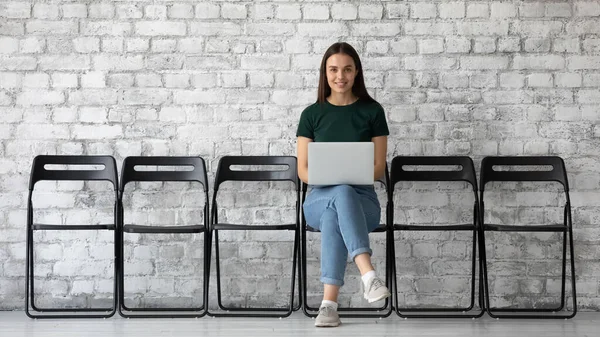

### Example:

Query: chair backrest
xmin=480 ymin=156 xmax=569 ymax=192
xmin=213 ymin=156 xmax=299 ymax=192
xmin=29 ymin=155 xmax=118 ymax=190
xmin=120 ymin=156 xmax=208 ymax=192
xmin=390 ymin=156 xmax=478 ymax=191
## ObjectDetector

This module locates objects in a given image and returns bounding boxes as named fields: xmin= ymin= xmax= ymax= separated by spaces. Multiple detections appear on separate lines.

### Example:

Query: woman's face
xmin=325 ymin=53 xmax=358 ymax=96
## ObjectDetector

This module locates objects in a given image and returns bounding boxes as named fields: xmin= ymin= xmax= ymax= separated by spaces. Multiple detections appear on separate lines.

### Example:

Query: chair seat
xmin=213 ymin=223 xmax=296 ymax=231
xmin=306 ymin=224 xmax=388 ymax=233
xmin=484 ymin=224 xmax=567 ymax=232
xmin=394 ymin=224 xmax=475 ymax=231
xmin=123 ymin=224 xmax=205 ymax=234
xmin=32 ymin=224 xmax=115 ymax=230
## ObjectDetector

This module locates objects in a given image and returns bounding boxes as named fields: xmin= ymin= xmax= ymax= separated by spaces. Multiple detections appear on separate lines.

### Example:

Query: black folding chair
xmin=389 ymin=156 xmax=484 ymax=318
xmin=300 ymin=167 xmax=393 ymax=318
xmin=479 ymin=156 xmax=576 ymax=319
xmin=206 ymin=156 xmax=300 ymax=318
xmin=25 ymin=155 xmax=118 ymax=318
xmin=118 ymin=156 xmax=209 ymax=318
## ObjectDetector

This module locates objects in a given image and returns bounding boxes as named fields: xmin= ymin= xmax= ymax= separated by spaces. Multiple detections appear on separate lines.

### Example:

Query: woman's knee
xmin=330 ymin=184 xmax=356 ymax=200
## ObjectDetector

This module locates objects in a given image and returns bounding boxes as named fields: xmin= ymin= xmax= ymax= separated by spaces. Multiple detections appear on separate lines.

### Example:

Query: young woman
xmin=296 ymin=42 xmax=390 ymax=327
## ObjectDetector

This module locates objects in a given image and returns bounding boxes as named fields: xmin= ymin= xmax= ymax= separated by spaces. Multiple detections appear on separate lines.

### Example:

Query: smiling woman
xmin=295 ymin=42 xmax=390 ymax=328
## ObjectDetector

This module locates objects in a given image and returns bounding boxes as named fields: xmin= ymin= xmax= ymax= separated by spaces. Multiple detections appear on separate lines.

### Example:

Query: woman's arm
xmin=373 ymin=136 xmax=388 ymax=181
xmin=297 ymin=136 xmax=313 ymax=184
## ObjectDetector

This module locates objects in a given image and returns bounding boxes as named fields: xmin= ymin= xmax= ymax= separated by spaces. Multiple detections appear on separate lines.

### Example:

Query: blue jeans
xmin=303 ymin=184 xmax=381 ymax=287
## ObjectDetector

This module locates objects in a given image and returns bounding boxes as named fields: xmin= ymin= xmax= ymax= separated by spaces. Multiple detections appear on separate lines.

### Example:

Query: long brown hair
xmin=317 ymin=42 xmax=374 ymax=103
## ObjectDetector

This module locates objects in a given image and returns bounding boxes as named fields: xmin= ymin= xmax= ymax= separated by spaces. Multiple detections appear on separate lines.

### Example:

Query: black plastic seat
xmin=206 ymin=156 xmax=300 ymax=318
xmin=300 ymin=166 xmax=393 ymax=318
xmin=479 ymin=156 xmax=576 ymax=319
xmin=118 ymin=156 xmax=209 ymax=318
xmin=25 ymin=155 xmax=118 ymax=319
xmin=389 ymin=156 xmax=484 ymax=318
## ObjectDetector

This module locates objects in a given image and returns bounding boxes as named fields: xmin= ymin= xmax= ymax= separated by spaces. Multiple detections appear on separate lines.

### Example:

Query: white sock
xmin=320 ymin=300 xmax=338 ymax=311
xmin=361 ymin=270 xmax=376 ymax=287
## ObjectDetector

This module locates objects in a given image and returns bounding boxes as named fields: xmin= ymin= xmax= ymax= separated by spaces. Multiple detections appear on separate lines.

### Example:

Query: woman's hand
xmin=297 ymin=136 xmax=313 ymax=184
xmin=372 ymin=136 xmax=388 ymax=181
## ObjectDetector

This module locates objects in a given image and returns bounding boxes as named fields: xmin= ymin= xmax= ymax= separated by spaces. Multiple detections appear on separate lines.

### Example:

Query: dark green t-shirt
xmin=296 ymin=99 xmax=390 ymax=142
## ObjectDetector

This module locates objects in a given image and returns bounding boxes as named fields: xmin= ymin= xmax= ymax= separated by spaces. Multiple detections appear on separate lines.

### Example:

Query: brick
xmin=190 ymin=22 xmax=241 ymax=36
xmin=554 ymin=38 xmax=580 ymax=53
xmin=126 ymin=38 xmax=149 ymax=53
xmin=527 ymin=73 xmax=553 ymax=87
xmin=174 ymin=89 xmax=226 ymax=104
xmin=51 ymin=73 xmax=78 ymax=88
xmin=247 ymin=23 xmax=295 ymax=36
xmin=546 ymin=3 xmax=572 ymax=17
xmin=276 ymin=4 xmax=300 ymax=20
xmin=568 ymin=56 xmax=600 ymax=70
xmin=351 ymin=23 xmax=400 ymax=37
xmin=82 ymin=22 xmax=132 ymax=36
xmin=16 ymin=91 xmax=64 ymax=106
xmin=457 ymin=22 xmax=508 ymax=36
xmin=222 ymin=3 xmax=247 ymax=19
xmin=524 ymin=38 xmax=551 ymax=53
xmin=136 ymin=21 xmax=186 ymax=36
xmin=358 ymin=4 xmax=383 ymax=19
xmin=81 ymin=72 xmax=106 ymax=88
xmin=439 ymin=2 xmax=465 ymax=19
xmin=491 ymin=2 xmax=517 ymax=18
xmin=102 ymin=38 xmax=124 ymax=53
xmin=575 ymin=2 xmax=600 ymax=17
xmin=419 ymin=39 xmax=444 ymax=54
xmin=498 ymin=37 xmax=521 ymax=52
xmin=513 ymin=55 xmax=565 ymax=70
xmin=331 ymin=3 xmax=357 ymax=20
xmin=63 ymin=4 xmax=88 ymax=18
xmin=26 ymin=21 xmax=78 ymax=35
xmin=406 ymin=22 xmax=455 ymax=35
xmin=513 ymin=21 xmax=563 ymax=37
xmin=461 ymin=56 xmax=508 ymax=70
xmin=116 ymin=4 xmax=143 ymax=19
xmin=411 ymin=3 xmax=436 ymax=19
xmin=89 ymin=3 xmax=114 ymax=19
xmin=500 ymin=72 xmax=525 ymax=88
xmin=32 ymin=4 xmax=59 ymax=19
xmin=196 ymin=3 xmax=220 ymax=19
xmin=390 ymin=38 xmax=417 ymax=54
xmin=23 ymin=73 xmax=49 ymax=88
xmin=71 ymin=125 xmax=122 ymax=139
xmin=445 ymin=37 xmax=471 ymax=53
xmin=473 ymin=37 xmax=496 ymax=53
xmin=0 ymin=2 xmax=31 ymax=19
xmin=467 ymin=3 xmax=488 ymax=18
xmin=241 ymin=56 xmax=289 ymax=70
xmin=93 ymin=55 xmax=144 ymax=71
xmin=555 ymin=73 xmax=582 ymax=88
xmin=406 ymin=56 xmax=457 ymax=70
xmin=0 ymin=22 xmax=24 ymax=35
xmin=303 ymin=4 xmax=329 ymax=20
xmin=151 ymin=39 xmax=176 ymax=53
xmin=387 ymin=3 xmax=409 ymax=18
xmin=145 ymin=5 xmax=167 ymax=20
xmin=68 ymin=89 xmax=118 ymax=105
xmin=297 ymin=23 xmax=348 ymax=37
xmin=19 ymin=37 xmax=45 ymax=53
xmin=0 ymin=37 xmax=18 ymax=54
xmin=0 ymin=72 xmax=21 ymax=89
xmin=73 ymin=37 xmax=100 ymax=53
xmin=168 ymin=4 xmax=194 ymax=19
xmin=520 ymin=3 xmax=545 ymax=18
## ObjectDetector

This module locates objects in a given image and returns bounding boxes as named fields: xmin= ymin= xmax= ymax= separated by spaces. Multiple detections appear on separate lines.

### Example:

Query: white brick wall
xmin=1 ymin=0 xmax=599 ymax=311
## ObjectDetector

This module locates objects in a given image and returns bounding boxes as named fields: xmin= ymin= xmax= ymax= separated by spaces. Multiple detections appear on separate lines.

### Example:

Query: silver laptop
xmin=308 ymin=142 xmax=374 ymax=185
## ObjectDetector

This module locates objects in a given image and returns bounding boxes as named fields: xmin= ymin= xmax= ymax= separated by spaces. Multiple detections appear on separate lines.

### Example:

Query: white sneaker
xmin=314 ymin=305 xmax=341 ymax=327
xmin=363 ymin=276 xmax=391 ymax=303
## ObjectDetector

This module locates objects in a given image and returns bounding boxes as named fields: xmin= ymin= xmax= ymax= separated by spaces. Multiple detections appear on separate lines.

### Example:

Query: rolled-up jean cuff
xmin=321 ymin=276 xmax=344 ymax=287
xmin=350 ymin=247 xmax=372 ymax=260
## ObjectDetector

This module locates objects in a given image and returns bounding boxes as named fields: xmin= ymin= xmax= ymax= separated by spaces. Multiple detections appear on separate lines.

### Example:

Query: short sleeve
xmin=296 ymin=106 xmax=314 ymax=139
xmin=371 ymin=103 xmax=390 ymax=137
